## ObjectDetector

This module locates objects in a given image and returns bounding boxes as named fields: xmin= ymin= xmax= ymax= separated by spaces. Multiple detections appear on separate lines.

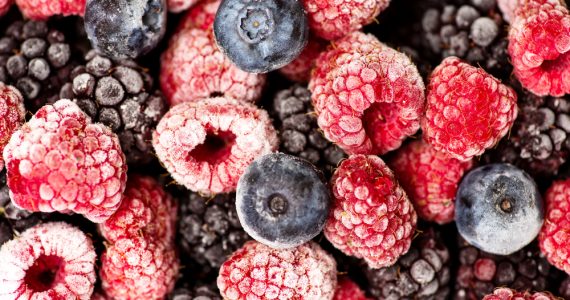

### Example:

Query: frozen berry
xmin=0 ymin=83 xmax=25 ymax=172
xmin=482 ymin=287 xmax=557 ymax=300
xmin=168 ymin=0 xmax=199 ymax=13
xmin=15 ymin=0 xmax=85 ymax=20
xmin=333 ymin=278 xmax=369 ymax=300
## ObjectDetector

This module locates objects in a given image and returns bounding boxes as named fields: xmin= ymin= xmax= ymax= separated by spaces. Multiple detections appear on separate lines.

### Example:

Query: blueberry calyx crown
xmin=237 ymin=5 xmax=275 ymax=44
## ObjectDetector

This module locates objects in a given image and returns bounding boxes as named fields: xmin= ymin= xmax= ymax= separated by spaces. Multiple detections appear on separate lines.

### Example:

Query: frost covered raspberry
xmin=217 ymin=241 xmax=337 ymax=300
xmin=3 ymin=99 xmax=127 ymax=223
xmin=498 ymin=0 xmax=519 ymax=22
xmin=15 ymin=0 xmax=85 ymax=20
xmin=539 ymin=178 xmax=570 ymax=274
xmin=0 ymin=222 xmax=97 ymax=300
xmin=168 ymin=0 xmax=200 ymax=13
xmin=0 ymin=0 xmax=12 ymax=17
xmin=0 ymin=83 xmax=25 ymax=172
xmin=176 ymin=0 xmax=220 ymax=32
xmin=152 ymin=97 xmax=278 ymax=194
xmin=482 ymin=287 xmax=557 ymax=300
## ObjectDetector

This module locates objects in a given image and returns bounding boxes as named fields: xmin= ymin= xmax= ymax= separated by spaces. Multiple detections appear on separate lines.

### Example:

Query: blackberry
xmin=560 ymin=276 xmax=570 ymax=299
xmin=271 ymin=85 xmax=346 ymax=178
xmin=364 ymin=228 xmax=451 ymax=300
xmin=454 ymin=237 xmax=561 ymax=300
xmin=0 ymin=19 xmax=77 ymax=111
xmin=178 ymin=192 xmax=249 ymax=274
xmin=59 ymin=50 xmax=168 ymax=165
xmin=169 ymin=283 xmax=221 ymax=300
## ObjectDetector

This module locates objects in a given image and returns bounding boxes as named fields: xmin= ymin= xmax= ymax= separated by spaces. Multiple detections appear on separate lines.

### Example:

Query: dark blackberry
xmin=59 ymin=50 xmax=168 ymax=165
xmin=169 ymin=283 xmax=221 ymax=300
xmin=271 ymin=85 xmax=346 ymax=178
xmin=364 ymin=228 xmax=451 ymax=300
xmin=454 ymin=237 xmax=561 ymax=300
xmin=560 ymin=276 xmax=570 ymax=299
xmin=0 ymin=19 xmax=77 ymax=111
xmin=178 ymin=192 xmax=249 ymax=275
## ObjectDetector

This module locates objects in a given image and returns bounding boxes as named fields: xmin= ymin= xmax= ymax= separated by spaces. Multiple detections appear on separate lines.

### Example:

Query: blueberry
xmin=456 ymin=164 xmax=544 ymax=255
xmin=84 ymin=0 xmax=167 ymax=59
xmin=213 ymin=0 xmax=309 ymax=73
xmin=236 ymin=153 xmax=330 ymax=249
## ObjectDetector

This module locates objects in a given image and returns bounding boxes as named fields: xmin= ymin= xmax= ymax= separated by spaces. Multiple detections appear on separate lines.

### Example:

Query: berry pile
xmin=2 ymin=0 xmax=570 ymax=299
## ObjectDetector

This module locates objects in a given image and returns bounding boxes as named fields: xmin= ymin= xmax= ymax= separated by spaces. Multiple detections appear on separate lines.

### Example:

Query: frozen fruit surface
xmin=0 ymin=83 xmax=25 ymax=172
xmin=482 ymin=287 xmax=557 ymax=300
xmin=15 ymin=0 xmax=85 ymax=19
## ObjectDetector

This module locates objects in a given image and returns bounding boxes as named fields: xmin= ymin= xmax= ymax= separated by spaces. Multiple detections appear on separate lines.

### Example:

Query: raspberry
xmin=324 ymin=154 xmax=417 ymax=269
xmin=421 ymin=56 xmax=518 ymax=161
xmin=0 ymin=222 xmax=97 ymax=300
xmin=538 ymin=178 xmax=570 ymax=274
xmin=160 ymin=25 xmax=265 ymax=106
xmin=0 ymin=0 xmax=12 ymax=17
xmin=99 ymin=175 xmax=177 ymax=245
xmin=482 ymin=288 xmax=556 ymax=300
xmin=333 ymin=278 xmax=369 ymax=300
xmin=3 ymin=99 xmax=127 ymax=223
xmin=176 ymin=0 xmax=220 ymax=32
xmin=0 ymin=83 xmax=25 ymax=172
xmin=100 ymin=237 xmax=179 ymax=300
xmin=152 ymin=97 xmax=278 ymax=195
xmin=508 ymin=0 xmax=570 ymax=96
xmin=309 ymin=31 xmax=425 ymax=155
xmin=303 ymin=0 xmax=391 ymax=40
xmin=389 ymin=140 xmax=474 ymax=224
xmin=168 ymin=0 xmax=200 ymax=13
xmin=498 ymin=0 xmax=519 ymax=23
xmin=278 ymin=37 xmax=327 ymax=83
xmin=15 ymin=0 xmax=85 ymax=20
xmin=217 ymin=241 xmax=337 ymax=300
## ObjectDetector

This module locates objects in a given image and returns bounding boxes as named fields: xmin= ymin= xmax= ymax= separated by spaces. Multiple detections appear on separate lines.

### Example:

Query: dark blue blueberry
xmin=236 ymin=153 xmax=330 ymax=249
xmin=84 ymin=0 xmax=167 ymax=59
xmin=456 ymin=163 xmax=544 ymax=255
xmin=214 ymin=0 xmax=309 ymax=73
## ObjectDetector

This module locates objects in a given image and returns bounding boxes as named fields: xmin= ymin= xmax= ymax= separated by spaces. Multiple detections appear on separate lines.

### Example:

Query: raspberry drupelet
xmin=15 ymin=0 xmax=85 ymax=20
xmin=0 ymin=83 xmax=25 ymax=172
xmin=482 ymin=288 xmax=557 ymax=300
xmin=539 ymin=178 xmax=570 ymax=274
xmin=324 ymin=154 xmax=417 ymax=269
xmin=176 ymin=0 xmax=220 ymax=32
xmin=421 ymin=56 xmax=518 ymax=161
xmin=310 ymin=31 xmax=425 ymax=155
xmin=152 ymin=97 xmax=278 ymax=195
xmin=0 ymin=222 xmax=97 ymax=300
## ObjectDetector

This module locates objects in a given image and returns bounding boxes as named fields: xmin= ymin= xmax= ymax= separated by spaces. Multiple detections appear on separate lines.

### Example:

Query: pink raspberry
xmin=152 ymin=97 xmax=278 ymax=195
xmin=0 ymin=83 xmax=25 ymax=172
xmin=15 ymin=0 xmax=85 ymax=20
xmin=483 ymin=288 xmax=557 ymax=300
xmin=217 ymin=241 xmax=337 ymax=300
xmin=160 ymin=25 xmax=265 ymax=106
xmin=303 ymin=0 xmax=391 ymax=40
xmin=389 ymin=140 xmax=474 ymax=224
xmin=333 ymin=278 xmax=369 ymax=300
xmin=168 ymin=0 xmax=200 ymax=13
xmin=0 ymin=222 xmax=97 ymax=300
xmin=498 ymin=0 xmax=519 ymax=23
xmin=508 ymin=0 xmax=570 ymax=96
xmin=3 ymin=99 xmax=127 ymax=223
xmin=324 ymin=155 xmax=417 ymax=269
xmin=176 ymin=0 xmax=220 ymax=32
xmin=99 ymin=175 xmax=177 ymax=245
xmin=309 ymin=31 xmax=425 ymax=155
xmin=0 ymin=0 xmax=12 ymax=17
xmin=421 ymin=56 xmax=518 ymax=161
xmin=100 ymin=237 xmax=179 ymax=300
xmin=279 ymin=36 xmax=327 ymax=83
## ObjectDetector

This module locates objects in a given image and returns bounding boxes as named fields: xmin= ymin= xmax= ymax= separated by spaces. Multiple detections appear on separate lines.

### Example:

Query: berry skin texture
xmin=279 ymin=36 xmax=327 ymax=83
xmin=324 ymin=155 xmax=417 ymax=269
xmin=15 ymin=0 xmax=85 ymax=20
xmin=100 ymin=237 xmax=179 ymax=300
xmin=0 ymin=222 xmax=97 ymax=300
xmin=0 ymin=83 xmax=25 ymax=172
xmin=152 ymin=97 xmax=278 ymax=195
xmin=421 ymin=56 xmax=518 ymax=161
xmin=303 ymin=0 xmax=391 ymax=40
xmin=508 ymin=0 xmax=570 ymax=96
xmin=160 ymin=26 xmax=266 ymax=106
xmin=3 ymin=99 xmax=127 ymax=223
xmin=333 ymin=278 xmax=369 ymax=300
xmin=309 ymin=31 xmax=425 ymax=155
xmin=498 ymin=0 xmax=519 ymax=23
xmin=176 ymin=0 xmax=221 ymax=32
xmin=539 ymin=178 xmax=570 ymax=274
xmin=389 ymin=140 xmax=474 ymax=224
xmin=168 ymin=0 xmax=199 ymax=13
xmin=99 ymin=175 xmax=177 ymax=245
xmin=217 ymin=241 xmax=337 ymax=300
xmin=482 ymin=288 xmax=556 ymax=300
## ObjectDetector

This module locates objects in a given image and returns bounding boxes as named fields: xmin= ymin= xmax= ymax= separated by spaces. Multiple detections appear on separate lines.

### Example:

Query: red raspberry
xmin=498 ymin=0 xmax=519 ymax=23
xmin=0 ymin=83 xmax=25 ymax=172
xmin=176 ymin=0 xmax=220 ymax=32
xmin=3 ymin=99 xmax=127 ymax=223
xmin=388 ymin=140 xmax=474 ymax=224
xmin=333 ymin=278 xmax=369 ymax=300
xmin=0 ymin=222 xmax=97 ymax=300
xmin=421 ymin=56 xmax=518 ymax=161
xmin=152 ymin=97 xmax=278 ymax=195
xmin=538 ymin=178 xmax=570 ymax=274
xmin=0 ymin=0 xmax=12 ymax=17
xmin=99 ymin=175 xmax=177 ymax=245
xmin=15 ymin=0 xmax=85 ymax=20
xmin=303 ymin=0 xmax=391 ymax=40
xmin=279 ymin=36 xmax=327 ymax=83
xmin=309 ymin=31 xmax=425 ymax=155
xmin=482 ymin=288 xmax=556 ymax=300
xmin=508 ymin=0 xmax=570 ymax=96
xmin=324 ymin=155 xmax=417 ymax=269
xmin=217 ymin=241 xmax=337 ymax=300
xmin=100 ymin=237 xmax=179 ymax=300
xmin=168 ymin=0 xmax=200 ymax=13
xmin=160 ymin=26 xmax=266 ymax=106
